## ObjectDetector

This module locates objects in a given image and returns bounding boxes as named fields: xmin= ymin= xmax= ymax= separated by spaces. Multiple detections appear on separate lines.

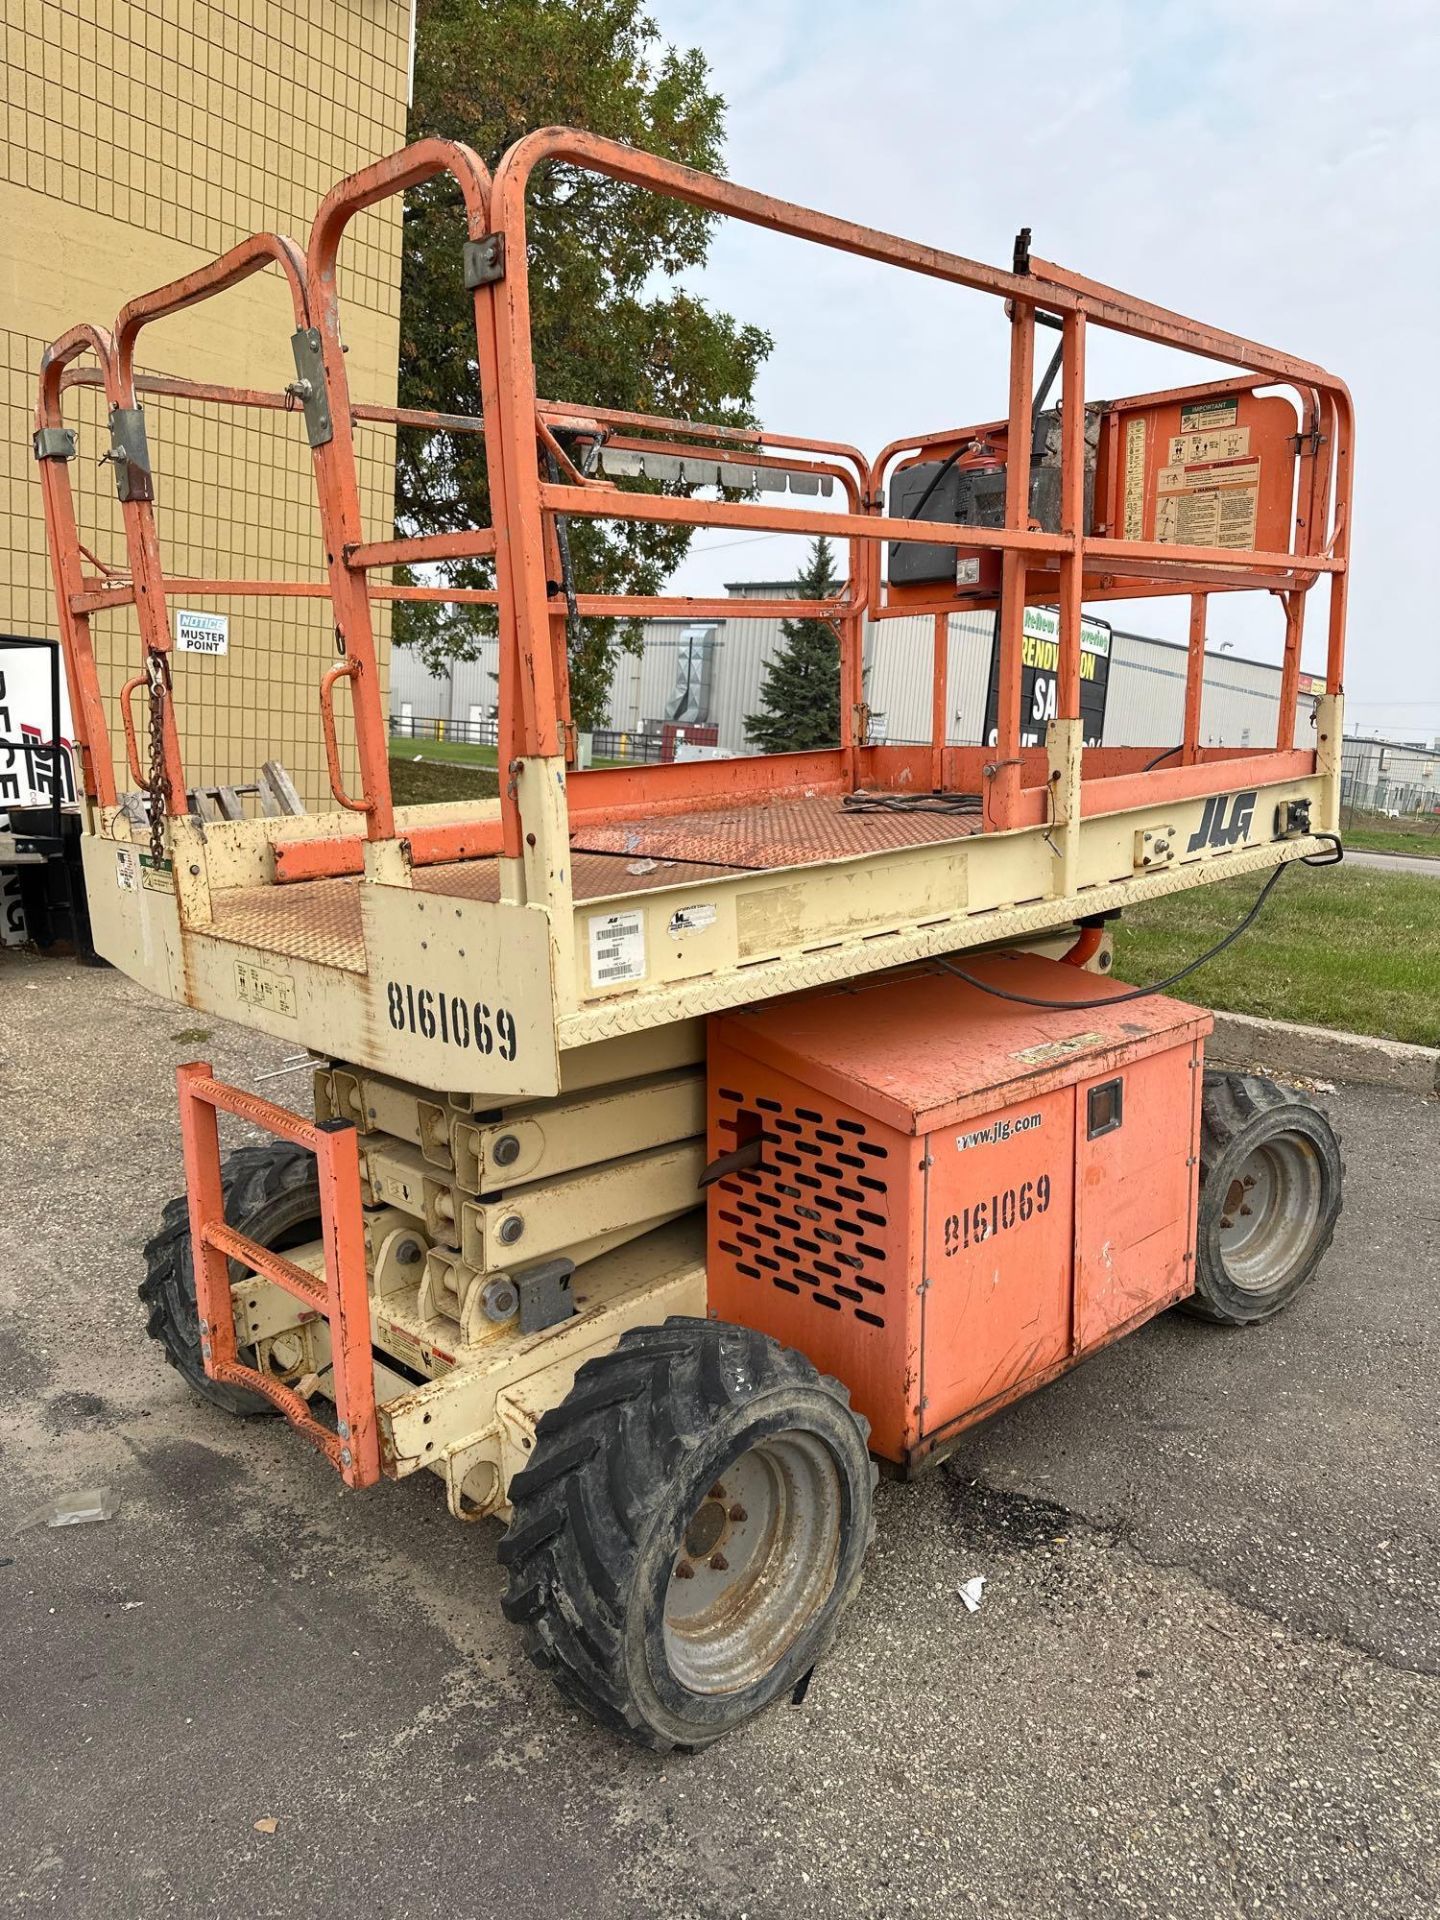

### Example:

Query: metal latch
xmin=463 ymin=233 xmax=506 ymax=289
xmin=33 ymin=426 xmax=77 ymax=462
xmin=103 ymin=407 xmax=153 ymax=503
xmin=288 ymin=327 xmax=334 ymax=449
xmin=699 ymin=1133 xmax=773 ymax=1189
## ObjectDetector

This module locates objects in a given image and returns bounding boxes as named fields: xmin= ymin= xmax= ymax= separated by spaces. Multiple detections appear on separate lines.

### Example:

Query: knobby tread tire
xmin=1187 ymin=1069 xmax=1344 ymax=1326
xmin=498 ymin=1315 xmax=876 ymax=1751
xmin=139 ymin=1142 xmax=321 ymax=1414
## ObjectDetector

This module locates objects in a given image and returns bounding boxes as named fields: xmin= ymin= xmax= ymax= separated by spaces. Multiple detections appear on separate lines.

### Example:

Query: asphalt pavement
xmin=1342 ymin=848 xmax=1440 ymax=878
xmin=2 ymin=947 xmax=1437 ymax=1920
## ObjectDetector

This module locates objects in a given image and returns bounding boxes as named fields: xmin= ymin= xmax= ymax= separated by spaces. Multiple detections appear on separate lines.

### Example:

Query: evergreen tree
xmin=395 ymin=0 xmax=771 ymax=727
xmin=744 ymin=538 xmax=843 ymax=753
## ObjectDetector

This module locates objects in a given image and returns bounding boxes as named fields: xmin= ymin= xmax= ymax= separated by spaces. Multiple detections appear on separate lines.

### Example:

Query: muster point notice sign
xmin=175 ymin=609 xmax=229 ymax=655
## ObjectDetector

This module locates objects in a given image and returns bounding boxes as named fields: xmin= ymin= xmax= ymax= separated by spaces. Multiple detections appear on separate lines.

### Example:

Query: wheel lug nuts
xmin=1243 ymin=1174 xmax=1257 ymax=1188
xmin=709 ymin=1552 xmax=729 ymax=1572
xmin=1239 ymin=1204 xmax=1253 ymax=1217
xmin=708 ymin=1484 xmax=725 ymax=1499
xmin=1220 ymin=1216 xmax=1233 ymax=1229
xmin=674 ymin=1560 xmax=695 ymax=1580
xmin=728 ymin=1504 xmax=747 ymax=1522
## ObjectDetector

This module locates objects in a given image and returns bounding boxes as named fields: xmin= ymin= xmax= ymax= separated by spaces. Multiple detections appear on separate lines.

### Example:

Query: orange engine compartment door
xmin=921 ymin=1085 xmax=1075 ymax=1435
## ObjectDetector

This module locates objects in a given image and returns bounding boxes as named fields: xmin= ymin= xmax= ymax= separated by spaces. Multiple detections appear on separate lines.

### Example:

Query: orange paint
xmin=707 ymin=955 xmax=1210 ymax=1470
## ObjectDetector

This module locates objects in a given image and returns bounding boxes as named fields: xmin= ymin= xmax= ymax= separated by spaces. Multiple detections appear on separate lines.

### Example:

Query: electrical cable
xmin=934 ymin=835 xmax=1343 ymax=1011
xmin=842 ymin=789 xmax=983 ymax=815
xmin=543 ymin=447 xmax=583 ymax=659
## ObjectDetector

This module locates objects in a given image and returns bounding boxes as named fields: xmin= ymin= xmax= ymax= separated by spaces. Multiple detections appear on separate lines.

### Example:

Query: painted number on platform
xmin=385 ymin=980 xmax=517 ymax=1060
xmin=943 ymin=1173 xmax=1051 ymax=1255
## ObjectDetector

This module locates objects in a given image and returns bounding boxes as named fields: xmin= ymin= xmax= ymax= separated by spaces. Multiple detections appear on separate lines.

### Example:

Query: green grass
xmin=388 ymin=754 xmax=500 ymax=806
xmin=388 ymin=737 xmax=626 ymax=803
xmin=1113 ymin=863 xmax=1440 ymax=1047
xmin=391 ymin=735 xmax=501 ymax=768
xmin=1340 ymin=814 xmax=1440 ymax=859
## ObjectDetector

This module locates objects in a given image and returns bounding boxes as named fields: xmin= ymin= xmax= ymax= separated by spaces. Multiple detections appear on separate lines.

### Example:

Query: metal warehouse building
xmin=389 ymin=580 xmax=1318 ymax=755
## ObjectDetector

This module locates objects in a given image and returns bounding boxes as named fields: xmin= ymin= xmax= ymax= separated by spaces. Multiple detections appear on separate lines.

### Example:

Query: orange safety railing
xmin=176 ymin=1063 xmax=380 ymax=1490
xmin=36 ymin=128 xmax=1352 ymax=874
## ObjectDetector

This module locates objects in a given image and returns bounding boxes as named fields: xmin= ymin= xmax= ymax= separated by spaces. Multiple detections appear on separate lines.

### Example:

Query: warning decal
xmin=1157 ymin=423 xmax=1260 ymax=552
xmin=235 ymin=959 xmax=297 ymax=1016
xmin=1123 ymin=416 xmax=1147 ymax=540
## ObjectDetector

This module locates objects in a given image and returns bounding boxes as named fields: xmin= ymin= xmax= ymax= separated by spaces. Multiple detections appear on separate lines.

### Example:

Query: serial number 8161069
xmin=385 ymin=980 xmax=518 ymax=1060
xmin=943 ymin=1172 xmax=1051 ymax=1254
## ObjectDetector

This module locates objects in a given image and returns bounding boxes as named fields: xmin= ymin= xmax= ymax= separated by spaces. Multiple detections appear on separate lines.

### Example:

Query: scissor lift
xmin=38 ymin=130 xmax=1349 ymax=1748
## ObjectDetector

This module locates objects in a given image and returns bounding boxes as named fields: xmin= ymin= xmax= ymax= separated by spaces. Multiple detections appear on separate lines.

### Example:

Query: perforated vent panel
xmin=713 ymin=1085 xmax=891 ymax=1331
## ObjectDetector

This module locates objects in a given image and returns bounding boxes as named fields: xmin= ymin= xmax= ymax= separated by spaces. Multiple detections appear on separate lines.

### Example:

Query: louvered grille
xmin=714 ymin=1085 xmax=891 ymax=1330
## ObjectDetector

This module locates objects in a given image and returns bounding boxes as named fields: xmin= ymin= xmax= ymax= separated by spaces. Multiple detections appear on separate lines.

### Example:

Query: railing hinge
xmin=104 ymin=406 xmax=154 ymax=502
xmin=463 ymin=233 xmax=506 ymax=289
xmin=288 ymin=328 xmax=335 ymax=450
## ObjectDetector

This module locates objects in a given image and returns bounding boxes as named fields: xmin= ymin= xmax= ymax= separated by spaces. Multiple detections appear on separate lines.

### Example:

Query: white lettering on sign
xmin=176 ymin=609 xmax=229 ymax=655
xmin=588 ymin=908 xmax=646 ymax=986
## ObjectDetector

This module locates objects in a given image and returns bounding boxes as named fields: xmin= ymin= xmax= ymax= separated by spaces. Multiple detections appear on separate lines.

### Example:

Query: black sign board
xmin=982 ymin=606 xmax=1113 ymax=749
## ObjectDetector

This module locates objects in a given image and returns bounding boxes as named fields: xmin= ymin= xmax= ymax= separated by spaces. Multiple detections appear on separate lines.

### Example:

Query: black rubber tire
xmin=139 ymin=1143 xmax=323 ymax=1414
xmin=1186 ymin=1070 xmax=1343 ymax=1326
xmin=498 ymin=1316 xmax=876 ymax=1751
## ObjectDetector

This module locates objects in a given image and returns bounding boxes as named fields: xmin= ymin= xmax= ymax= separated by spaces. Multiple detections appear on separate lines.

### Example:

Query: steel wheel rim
xmin=1218 ymin=1131 xmax=1324 ymax=1293
xmin=662 ymin=1431 xmax=842 ymax=1695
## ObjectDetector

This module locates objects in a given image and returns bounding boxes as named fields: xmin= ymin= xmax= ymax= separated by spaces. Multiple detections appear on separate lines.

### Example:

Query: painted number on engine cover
xmin=385 ymin=979 xmax=517 ymax=1060
xmin=943 ymin=1172 xmax=1051 ymax=1254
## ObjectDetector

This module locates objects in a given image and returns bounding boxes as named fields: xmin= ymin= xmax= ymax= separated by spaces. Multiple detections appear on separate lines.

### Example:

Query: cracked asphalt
xmin=2 ymin=946 xmax=1437 ymax=1919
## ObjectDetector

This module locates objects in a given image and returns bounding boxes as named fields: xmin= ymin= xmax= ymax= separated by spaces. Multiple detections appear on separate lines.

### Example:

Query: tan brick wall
xmin=1 ymin=0 xmax=411 ymax=807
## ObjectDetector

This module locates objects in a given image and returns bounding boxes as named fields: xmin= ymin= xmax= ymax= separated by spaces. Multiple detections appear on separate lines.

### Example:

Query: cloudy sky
xmin=644 ymin=0 xmax=1439 ymax=740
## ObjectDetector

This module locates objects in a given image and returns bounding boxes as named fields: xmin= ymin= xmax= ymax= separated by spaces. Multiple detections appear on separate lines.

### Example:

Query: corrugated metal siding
xmin=387 ymin=599 xmax=1316 ymax=752
xmin=1342 ymin=737 xmax=1440 ymax=813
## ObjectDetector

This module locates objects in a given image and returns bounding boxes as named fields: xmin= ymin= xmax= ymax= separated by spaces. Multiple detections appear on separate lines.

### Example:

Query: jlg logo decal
xmin=1186 ymin=789 xmax=1257 ymax=854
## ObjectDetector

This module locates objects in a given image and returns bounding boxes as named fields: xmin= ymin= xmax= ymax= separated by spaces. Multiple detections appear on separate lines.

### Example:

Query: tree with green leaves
xmin=744 ymin=538 xmax=843 ymax=754
xmin=395 ymin=0 xmax=772 ymax=726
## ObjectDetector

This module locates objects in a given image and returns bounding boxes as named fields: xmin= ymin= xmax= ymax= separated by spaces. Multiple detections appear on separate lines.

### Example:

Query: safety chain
xmin=145 ymin=649 xmax=172 ymax=865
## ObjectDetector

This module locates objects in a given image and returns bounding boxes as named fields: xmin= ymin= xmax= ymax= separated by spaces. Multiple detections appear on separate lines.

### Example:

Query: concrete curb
xmin=1208 ymin=1010 xmax=1440 ymax=1096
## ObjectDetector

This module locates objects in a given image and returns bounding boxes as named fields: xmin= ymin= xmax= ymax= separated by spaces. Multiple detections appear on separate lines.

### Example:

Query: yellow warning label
xmin=1156 ymin=483 xmax=1258 ymax=550
xmin=1123 ymin=416 xmax=1147 ymax=540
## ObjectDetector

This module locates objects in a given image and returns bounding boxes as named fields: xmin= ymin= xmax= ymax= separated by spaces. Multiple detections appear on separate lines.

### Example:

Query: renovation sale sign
xmin=983 ymin=605 xmax=1113 ymax=749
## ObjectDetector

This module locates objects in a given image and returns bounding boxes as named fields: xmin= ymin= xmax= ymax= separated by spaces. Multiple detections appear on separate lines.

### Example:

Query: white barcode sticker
xmin=588 ymin=908 xmax=646 ymax=987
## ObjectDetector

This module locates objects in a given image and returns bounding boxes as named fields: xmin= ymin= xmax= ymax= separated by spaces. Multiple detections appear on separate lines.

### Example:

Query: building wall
xmin=1341 ymin=737 xmax=1440 ymax=815
xmin=1 ymin=0 xmax=412 ymax=807
xmin=390 ymin=592 xmax=1317 ymax=756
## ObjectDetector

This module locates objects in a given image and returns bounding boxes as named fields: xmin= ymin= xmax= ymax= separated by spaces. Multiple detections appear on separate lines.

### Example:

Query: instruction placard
xmin=1179 ymin=398 xmax=1239 ymax=432
xmin=235 ymin=959 xmax=297 ymax=1017
xmin=176 ymin=609 xmax=229 ymax=656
